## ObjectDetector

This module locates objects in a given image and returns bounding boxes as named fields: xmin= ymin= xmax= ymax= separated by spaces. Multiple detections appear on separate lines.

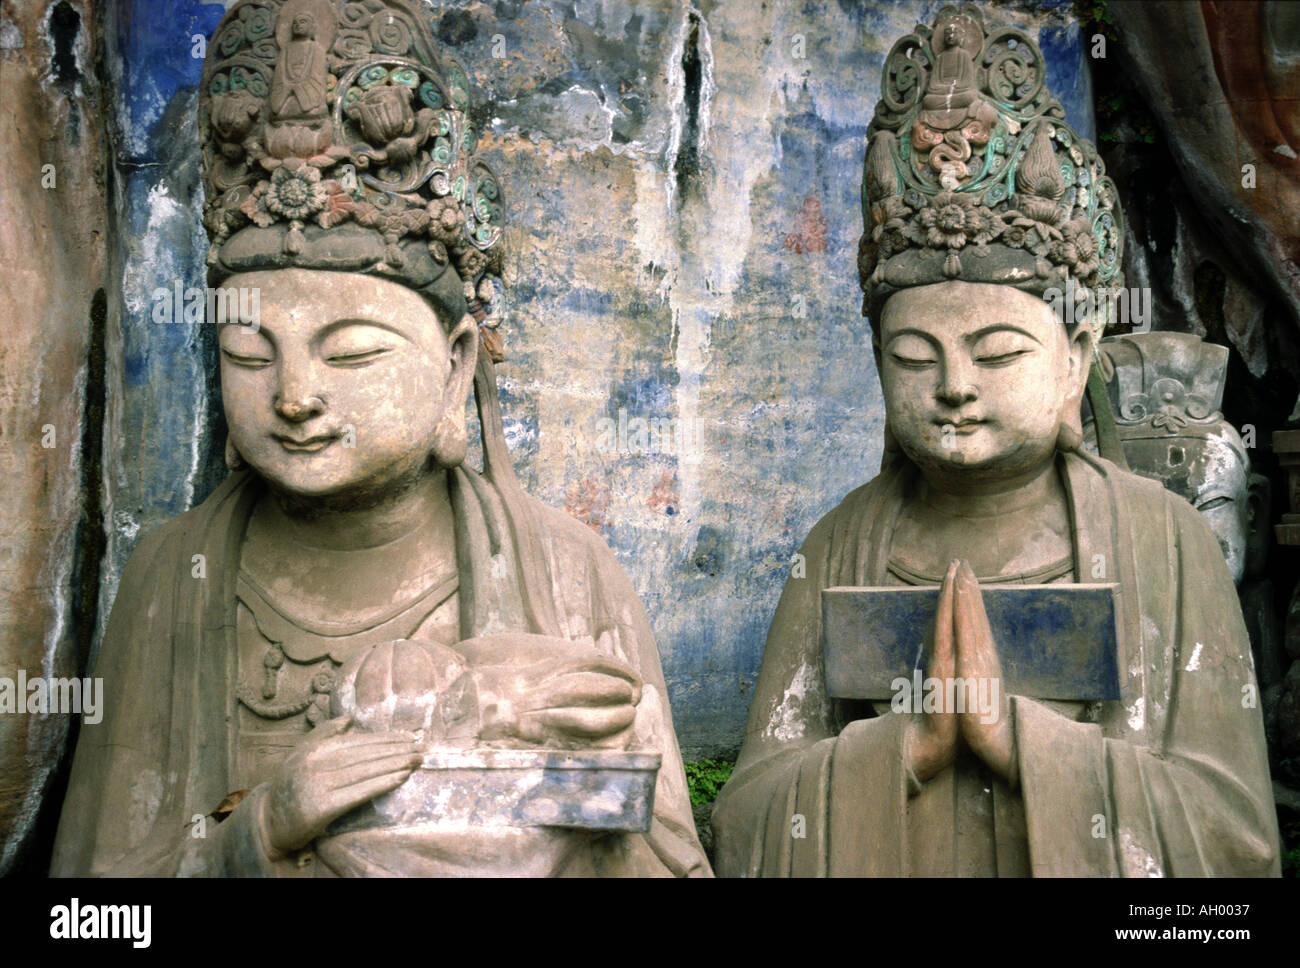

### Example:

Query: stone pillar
xmin=0 ymin=0 xmax=108 ymax=874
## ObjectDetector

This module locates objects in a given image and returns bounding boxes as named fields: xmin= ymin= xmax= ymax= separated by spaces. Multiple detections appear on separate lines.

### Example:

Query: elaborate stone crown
xmin=199 ymin=0 xmax=507 ymax=357
xmin=858 ymin=4 xmax=1125 ymax=334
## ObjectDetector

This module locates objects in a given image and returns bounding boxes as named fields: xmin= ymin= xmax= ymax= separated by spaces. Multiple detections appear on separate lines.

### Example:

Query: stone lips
xmin=326 ymin=748 xmax=663 ymax=834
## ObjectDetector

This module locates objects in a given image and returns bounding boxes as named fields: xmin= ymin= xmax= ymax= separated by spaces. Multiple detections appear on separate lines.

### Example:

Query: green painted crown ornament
xmin=199 ymin=0 xmax=508 ymax=358
xmin=858 ymin=3 xmax=1125 ymax=341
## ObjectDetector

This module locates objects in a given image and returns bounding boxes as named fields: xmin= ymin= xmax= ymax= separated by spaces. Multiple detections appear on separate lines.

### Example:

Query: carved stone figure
xmin=912 ymin=6 xmax=1001 ymax=187
xmin=1088 ymin=333 xmax=1286 ymax=700
xmin=51 ymin=0 xmax=708 ymax=878
xmin=1094 ymin=333 xmax=1254 ymax=582
xmin=1272 ymin=430 xmax=1300 ymax=782
xmin=270 ymin=7 xmax=330 ymax=121
xmin=712 ymin=4 xmax=1280 ymax=877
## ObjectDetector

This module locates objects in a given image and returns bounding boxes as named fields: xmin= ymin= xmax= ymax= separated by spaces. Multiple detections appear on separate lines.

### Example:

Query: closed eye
xmin=1197 ymin=495 xmax=1233 ymax=511
xmin=221 ymin=349 xmax=272 ymax=368
xmin=326 ymin=347 xmax=393 ymax=367
xmin=975 ymin=349 xmax=1033 ymax=367
xmin=889 ymin=353 xmax=937 ymax=370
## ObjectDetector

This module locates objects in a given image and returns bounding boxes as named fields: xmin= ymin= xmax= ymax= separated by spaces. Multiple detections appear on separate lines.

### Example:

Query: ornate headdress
xmin=858 ymin=4 xmax=1125 ymax=337
xmin=199 ymin=0 xmax=507 ymax=359
xmin=1099 ymin=333 xmax=1243 ymax=456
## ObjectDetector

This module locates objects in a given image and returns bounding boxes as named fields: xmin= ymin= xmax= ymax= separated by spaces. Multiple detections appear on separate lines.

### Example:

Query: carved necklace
xmin=886 ymin=555 xmax=1074 ymax=586
xmin=234 ymin=569 xmax=459 ymax=726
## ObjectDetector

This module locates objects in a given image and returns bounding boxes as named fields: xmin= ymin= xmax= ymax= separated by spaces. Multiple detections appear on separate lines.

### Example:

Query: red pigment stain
xmin=646 ymin=469 xmax=678 ymax=516
xmin=783 ymin=195 xmax=827 ymax=254
xmin=565 ymin=476 xmax=611 ymax=533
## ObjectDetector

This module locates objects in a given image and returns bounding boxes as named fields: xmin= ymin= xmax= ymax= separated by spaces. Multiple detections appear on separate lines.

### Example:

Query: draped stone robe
xmin=712 ymin=450 xmax=1280 ymax=877
xmin=51 ymin=467 xmax=710 ymax=877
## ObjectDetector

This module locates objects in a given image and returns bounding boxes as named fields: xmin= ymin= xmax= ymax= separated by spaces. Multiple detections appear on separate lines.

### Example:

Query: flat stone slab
xmin=328 ymin=748 xmax=662 ymax=835
xmin=822 ymin=584 xmax=1122 ymax=702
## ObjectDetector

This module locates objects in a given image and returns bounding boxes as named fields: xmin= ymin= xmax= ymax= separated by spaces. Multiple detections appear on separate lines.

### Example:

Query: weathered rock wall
xmin=0 ymin=0 xmax=108 ymax=874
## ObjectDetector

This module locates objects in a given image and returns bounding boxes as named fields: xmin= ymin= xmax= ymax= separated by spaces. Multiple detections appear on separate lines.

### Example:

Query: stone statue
xmin=1094 ymin=333 xmax=1253 ymax=581
xmin=51 ymin=0 xmax=709 ymax=878
xmin=712 ymin=4 xmax=1280 ymax=877
xmin=1088 ymin=332 xmax=1288 ymax=695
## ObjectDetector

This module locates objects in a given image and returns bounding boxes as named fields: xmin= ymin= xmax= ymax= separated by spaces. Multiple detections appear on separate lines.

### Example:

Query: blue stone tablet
xmin=821 ymin=584 xmax=1122 ymax=701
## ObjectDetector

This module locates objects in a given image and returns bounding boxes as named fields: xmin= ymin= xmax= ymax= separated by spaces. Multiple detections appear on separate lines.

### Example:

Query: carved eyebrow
xmin=964 ymin=324 xmax=1043 ymax=346
xmin=312 ymin=318 xmax=411 ymax=344
xmin=219 ymin=320 xmax=275 ymax=348
xmin=884 ymin=328 xmax=942 ymax=350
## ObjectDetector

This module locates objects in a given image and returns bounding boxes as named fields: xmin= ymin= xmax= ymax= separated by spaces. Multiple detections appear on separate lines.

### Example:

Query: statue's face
xmin=216 ymin=268 xmax=475 ymax=503
xmin=878 ymin=281 xmax=1090 ymax=483
xmin=1121 ymin=431 xmax=1250 ymax=583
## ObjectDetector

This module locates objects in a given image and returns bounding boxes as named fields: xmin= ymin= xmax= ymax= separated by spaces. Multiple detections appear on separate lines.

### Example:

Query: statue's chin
xmin=255 ymin=455 xmax=437 ymax=517
xmin=902 ymin=439 xmax=1057 ymax=483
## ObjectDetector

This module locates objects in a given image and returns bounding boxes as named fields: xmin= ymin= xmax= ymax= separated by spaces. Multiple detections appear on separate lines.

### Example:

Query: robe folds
xmin=712 ymin=450 xmax=1281 ymax=877
xmin=51 ymin=466 xmax=710 ymax=877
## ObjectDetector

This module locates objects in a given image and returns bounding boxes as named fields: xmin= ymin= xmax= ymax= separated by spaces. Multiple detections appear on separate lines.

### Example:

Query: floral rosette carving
xmin=902 ymin=191 xmax=1005 ymax=250
xmin=199 ymin=0 xmax=507 ymax=342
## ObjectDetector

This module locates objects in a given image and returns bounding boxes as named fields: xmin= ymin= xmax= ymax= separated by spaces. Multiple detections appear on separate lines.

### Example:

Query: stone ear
xmin=1058 ymin=325 xmax=1093 ymax=452
xmin=447 ymin=312 xmax=479 ymax=389
xmin=1247 ymin=472 xmax=1271 ymax=529
xmin=430 ymin=411 xmax=468 ymax=469
xmin=430 ymin=314 xmax=477 ymax=469
xmin=1057 ymin=377 xmax=1086 ymax=451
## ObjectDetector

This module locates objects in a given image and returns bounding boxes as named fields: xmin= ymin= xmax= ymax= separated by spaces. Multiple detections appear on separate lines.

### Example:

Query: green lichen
xmin=684 ymin=758 xmax=734 ymax=807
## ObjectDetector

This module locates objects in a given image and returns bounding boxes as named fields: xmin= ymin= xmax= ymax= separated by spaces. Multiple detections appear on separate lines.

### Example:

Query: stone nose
xmin=274 ymin=392 xmax=325 ymax=422
xmin=936 ymin=362 xmax=978 ymax=407
xmin=936 ymin=384 xmax=977 ymax=407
